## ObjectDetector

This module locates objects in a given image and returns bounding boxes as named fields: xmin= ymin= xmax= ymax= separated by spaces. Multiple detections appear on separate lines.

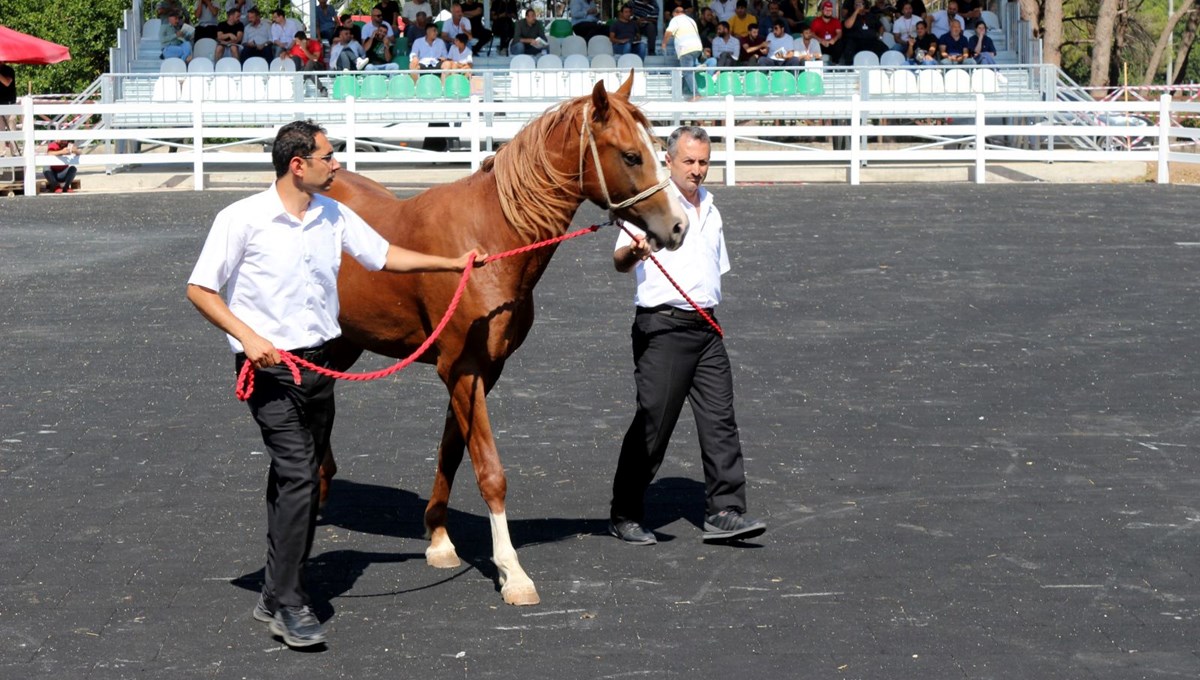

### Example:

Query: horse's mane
xmin=483 ymin=93 xmax=652 ymax=244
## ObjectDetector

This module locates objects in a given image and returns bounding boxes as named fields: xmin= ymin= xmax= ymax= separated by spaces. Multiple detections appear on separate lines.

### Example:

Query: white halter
xmin=579 ymin=103 xmax=672 ymax=211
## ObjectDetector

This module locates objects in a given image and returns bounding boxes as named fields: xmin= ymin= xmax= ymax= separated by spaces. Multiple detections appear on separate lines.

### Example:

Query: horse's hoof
xmin=426 ymin=547 xmax=462 ymax=569
xmin=502 ymin=583 xmax=540 ymax=606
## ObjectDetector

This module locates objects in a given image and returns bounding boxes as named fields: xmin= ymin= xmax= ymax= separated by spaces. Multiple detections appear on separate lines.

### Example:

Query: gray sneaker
xmin=608 ymin=519 xmax=658 ymax=545
xmin=270 ymin=605 xmax=327 ymax=648
xmin=703 ymin=509 xmax=766 ymax=542
xmin=251 ymin=593 xmax=274 ymax=623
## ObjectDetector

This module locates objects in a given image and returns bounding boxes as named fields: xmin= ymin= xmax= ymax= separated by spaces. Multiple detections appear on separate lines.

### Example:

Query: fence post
xmin=22 ymin=96 xmax=36 ymax=197
xmin=346 ymin=95 xmax=357 ymax=173
xmin=470 ymin=96 xmax=481 ymax=172
xmin=975 ymin=94 xmax=986 ymax=184
xmin=725 ymin=95 xmax=735 ymax=186
xmin=1157 ymin=93 xmax=1171 ymax=184
xmin=849 ymin=94 xmax=861 ymax=186
xmin=192 ymin=93 xmax=204 ymax=191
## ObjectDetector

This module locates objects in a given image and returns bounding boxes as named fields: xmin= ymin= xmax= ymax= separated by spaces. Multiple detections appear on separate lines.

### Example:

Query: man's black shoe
xmin=608 ymin=519 xmax=657 ymax=545
xmin=702 ymin=509 xmax=767 ymax=542
xmin=269 ymin=605 xmax=327 ymax=648
xmin=251 ymin=593 xmax=274 ymax=623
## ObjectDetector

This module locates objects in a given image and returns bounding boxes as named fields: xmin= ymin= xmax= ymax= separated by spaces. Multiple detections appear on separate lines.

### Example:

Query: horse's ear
xmin=591 ymin=79 xmax=611 ymax=123
xmin=617 ymin=69 xmax=635 ymax=97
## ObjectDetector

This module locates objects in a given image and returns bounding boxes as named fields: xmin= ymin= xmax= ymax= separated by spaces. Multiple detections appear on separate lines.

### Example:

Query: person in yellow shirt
xmin=727 ymin=0 xmax=757 ymax=37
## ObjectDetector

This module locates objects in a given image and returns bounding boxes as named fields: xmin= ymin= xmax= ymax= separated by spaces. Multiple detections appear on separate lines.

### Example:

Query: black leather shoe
xmin=609 ymin=519 xmax=657 ymax=545
xmin=252 ymin=593 xmax=274 ymax=623
xmin=270 ymin=605 xmax=327 ymax=647
xmin=703 ymin=509 xmax=767 ymax=542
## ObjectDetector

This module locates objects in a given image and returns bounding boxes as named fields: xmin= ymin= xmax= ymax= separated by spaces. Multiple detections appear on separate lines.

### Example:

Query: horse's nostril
xmin=673 ymin=223 xmax=683 ymax=234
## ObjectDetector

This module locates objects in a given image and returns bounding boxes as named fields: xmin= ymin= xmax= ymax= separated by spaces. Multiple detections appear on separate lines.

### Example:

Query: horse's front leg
xmin=424 ymin=406 xmax=466 ymax=569
xmin=445 ymin=368 xmax=540 ymax=606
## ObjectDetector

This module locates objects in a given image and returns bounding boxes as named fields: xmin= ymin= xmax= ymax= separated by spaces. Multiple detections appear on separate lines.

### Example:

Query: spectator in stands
xmin=42 ymin=140 xmax=79 ymax=194
xmin=937 ymin=18 xmax=973 ymax=63
xmin=444 ymin=33 xmax=474 ymax=74
xmin=403 ymin=0 xmax=434 ymax=26
xmin=810 ymin=0 xmax=843 ymax=63
xmin=0 ymin=63 xmax=15 ymax=158
xmin=157 ymin=0 xmax=185 ymax=19
xmin=708 ymin=21 xmax=740 ymax=66
xmin=890 ymin=1 xmax=919 ymax=51
xmin=510 ymin=8 xmax=548 ymax=56
xmin=410 ymin=22 xmax=449 ymax=77
xmin=214 ymin=8 xmax=244 ymax=62
xmin=442 ymin=3 xmax=474 ymax=48
xmin=709 ymin=0 xmax=736 ymax=22
xmin=957 ymin=0 xmax=982 ymax=29
xmin=698 ymin=7 xmax=719 ymax=49
xmin=195 ymin=0 xmax=221 ymax=42
xmin=490 ymin=0 xmax=519 ymax=56
xmin=361 ymin=6 xmax=395 ymax=42
xmin=968 ymin=21 xmax=997 ymax=64
xmin=406 ymin=11 xmax=431 ymax=45
xmin=663 ymin=5 xmax=702 ymax=99
xmin=377 ymin=0 xmax=402 ymax=27
xmin=780 ymin=0 xmax=805 ymax=32
xmin=364 ymin=17 xmax=400 ymax=68
xmin=459 ymin=0 xmax=493 ymax=55
xmin=739 ymin=23 xmax=767 ymax=63
xmin=757 ymin=1 xmax=785 ymax=35
xmin=329 ymin=26 xmax=366 ymax=70
xmin=664 ymin=0 xmax=696 ymax=19
xmin=728 ymin=0 xmax=756 ymax=38
xmin=795 ymin=24 xmax=822 ymax=61
xmin=906 ymin=19 xmax=937 ymax=64
xmin=759 ymin=22 xmax=801 ymax=66
xmin=631 ymin=0 xmax=660 ymax=54
xmin=572 ymin=0 xmax=609 ymax=40
xmin=840 ymin=0 xmax=886 ymax=63
xmin=160 ymin=13 xmax=196 ymax=61
xmin=751 ymin=0 xmax=772 ymax=30
xmin=928 ymin=0 xmax=964 ymax=38
xmin=224 ymin=0 xmax=254 ymax=16
xmin=271 ymin=9 xmax=304 ymax=59
xmin=289 ymin=29 xmax=323 ymax=70
xmin=611 ymin=5 xmax=648 ymax=58
xmin=241 ymin=7 xmax=273 ymax=62
xmin=314 ymin=0 xmax=338 ymax=42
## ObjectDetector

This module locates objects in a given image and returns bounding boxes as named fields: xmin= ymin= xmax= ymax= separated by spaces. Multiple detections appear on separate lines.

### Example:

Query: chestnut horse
xmin=320 ymin=76 xmax=688 ymax=606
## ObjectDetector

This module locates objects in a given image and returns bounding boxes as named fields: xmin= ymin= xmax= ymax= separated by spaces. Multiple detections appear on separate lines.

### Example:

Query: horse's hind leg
xmin=317 ymin=339 xmax=362 ymax=509
xmin=442 ymin=366 xmax=539 ymax=606
xmin=425 ymin=406 xmax=466 ymax=569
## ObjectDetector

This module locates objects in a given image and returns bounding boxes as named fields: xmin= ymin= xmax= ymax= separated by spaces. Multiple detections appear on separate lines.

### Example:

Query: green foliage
xmin=0 ymin=0 xmax=130 ymax=95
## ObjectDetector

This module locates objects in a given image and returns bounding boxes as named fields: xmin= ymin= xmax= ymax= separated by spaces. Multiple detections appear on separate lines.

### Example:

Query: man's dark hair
xmin=295 ymin=30 xmax=307 ymax=40
xmin=718 ymin=20 xmax=730 ymax=29
xmin=272 ymin=120 xmax=324 ymax=178
xmin=247 ymin=7 xmax=259 ymax=15
xmin=336 ymin=25 xmax=352 ymax=38
xmin=736 ymin=0 xmax=747 ymax=6
xmin=426 ymin=22 xmax=440 ymax=33
xmin=273 ymin=9 xmax=286 ymax=18
xmin=747 ymin=22 xmax=758 ymax=30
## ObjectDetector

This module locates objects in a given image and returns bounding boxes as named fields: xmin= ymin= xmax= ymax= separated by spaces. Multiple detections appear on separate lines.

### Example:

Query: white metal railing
xmin=4 ymin=94 xmax=1197 ymax=196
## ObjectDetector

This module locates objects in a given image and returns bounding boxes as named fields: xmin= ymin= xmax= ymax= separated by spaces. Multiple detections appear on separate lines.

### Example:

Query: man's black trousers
xmin=611 ymin=309 xmax=747 ymax=524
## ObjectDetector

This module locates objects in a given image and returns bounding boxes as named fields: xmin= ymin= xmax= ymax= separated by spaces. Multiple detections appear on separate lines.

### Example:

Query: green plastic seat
xmin=444 ymin=73 xmax=471 ymax=99
xmin=797 ymin=70 xmax=824 ymax=96
xmin=696 ymin=72 xmax=717 ymax=97
xmin=388 ymin=74 xmax=416 ymax=99
xmin=549 ymin=19 xmax=574 ymax=38
xmin=416 ymin=73 xmax=443 ymax=99
xmin=716 ymin=71 xmax=744 ymax=96
xmin=391 ymin=36 xmax=409 ymax=66
xmin=744 ymin=70 xmax=770 ymax=96
xmin=331 ymin=73 xmax=357 ymax=100
xmin=360 ymin=74 xmax=389 ymax=99
xmin=769 ymin=70 xmax=796 ymax=96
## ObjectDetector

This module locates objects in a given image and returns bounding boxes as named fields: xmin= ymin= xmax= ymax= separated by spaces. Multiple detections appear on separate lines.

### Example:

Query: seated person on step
xmin=459 ymin=0 xmax=493 ymax=55
xmin=195 ymin=0 xmax=221 ymax=41
xmin=795 ymin=25 xmax=822 ymax=62
xmin=968 ymin=22 xmax=997 ymax=64
xmin=240 ymin=8 xmax=273 ymax=62
xmin=442 ymin=3 xmax=475 ymax=50
xmin=758 ymin=22 xmax=801 ymax=66
xmin=406 ymin=11 xmax=431 ymax=46
xmin=214 ymin=7 xmax=244 ymax=61
xmin=738 ymin=23 xmax=768 ymax=64
xmin=708 ymin=21 xmax=740 ymax=67
xmin=611 ymin=5 xmax=648 ymax=58
xmin=160 ymin=13 xmax=196 ymax=61
xmin=43 ymin=140 xmax=79 ymax=194
xmin=937 ymin=19 xmax=974 ymax=64
xmin=363 ymin=18 xmax=401 ymax=70
xmin=510 ymin=8 xmax=548 ymax=56
xmin=809 ymin=0 xmax=843 ymax=63
xmin=329 ymin=26 xmax=366 ymax=70
xmin=410 ymin=22 xmax=449 ymax=80
xmin=839 ymin=0 xmax=887 ymax=64
xmin=906 ymin=20 xmax=937 ymax=64
xmin=444 ymin=33 xmax=475 ymax=75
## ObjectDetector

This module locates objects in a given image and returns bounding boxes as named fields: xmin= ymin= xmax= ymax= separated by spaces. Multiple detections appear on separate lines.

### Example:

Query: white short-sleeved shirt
xmin=615 ymin=183 xmax=729 ymax=310
xmin=403 ymin=0 xmax=433 ymax=23
xmin=443 ymin=17 xmax=472 ymax=40
xmin=411 ymin=36 xmax=448 ymax=64
xmin=448 ymin=43 xmax=473 ymax=63
xmin=667 ymin=14 xmax=703 ymax=57
xmin=188 ymin=185 xmax=391 ymax=353
xmin=361 ymin=20 xmax=396 ymax=42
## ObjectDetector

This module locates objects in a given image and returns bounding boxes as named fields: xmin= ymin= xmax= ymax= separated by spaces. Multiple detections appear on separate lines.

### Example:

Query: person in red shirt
xmin=809 ymin=0 xmax=844 ymax=63
xmin=43 ymin=140 xmax=79 ymax=194
xmin=288 ymin=30 xmax=324 ymax=71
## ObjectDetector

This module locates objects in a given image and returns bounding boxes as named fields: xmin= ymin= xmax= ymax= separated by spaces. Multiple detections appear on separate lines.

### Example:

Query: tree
xmin=1171 ymin=7 xmax=1200 ymax=83
xmin=1142 ymin=0 xmax=1196 ymax=84
xmin=0 ymin=0 xmax=130 ymax=96
xmin=1044 ymin=0 xmax=1065 ymax=66
xmin=1090 ymin=0 xmax=1122 ymax=86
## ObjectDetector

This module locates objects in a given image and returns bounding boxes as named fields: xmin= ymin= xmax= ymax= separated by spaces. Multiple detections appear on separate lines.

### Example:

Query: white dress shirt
xmin=188 ymin=185 xmax=391 ymax=352
xmin=710 ymin=0 xmax=737 ymax=23
xmin=616 ymin=183 xmax=729 ymax=310
xmin=271 ymin=17 xmax=302 ymax=45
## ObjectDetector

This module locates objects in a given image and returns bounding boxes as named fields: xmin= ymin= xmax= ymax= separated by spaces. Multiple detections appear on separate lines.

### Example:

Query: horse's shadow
xmin=230 ymin=476 xmax=709 ymax=610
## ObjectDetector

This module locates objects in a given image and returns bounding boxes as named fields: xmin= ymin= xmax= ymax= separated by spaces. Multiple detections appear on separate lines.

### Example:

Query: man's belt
xmin=636 ymin=304 xmax=714 ymax=321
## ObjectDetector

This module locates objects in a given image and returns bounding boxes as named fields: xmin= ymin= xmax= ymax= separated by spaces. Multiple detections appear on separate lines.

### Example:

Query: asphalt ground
xmin=2 ymin=184 xmax=1200 ymax=679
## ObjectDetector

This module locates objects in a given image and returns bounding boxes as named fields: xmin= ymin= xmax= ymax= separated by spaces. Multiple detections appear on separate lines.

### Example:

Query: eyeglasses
xmin=302 ymin=152 xmax=336 ymax=163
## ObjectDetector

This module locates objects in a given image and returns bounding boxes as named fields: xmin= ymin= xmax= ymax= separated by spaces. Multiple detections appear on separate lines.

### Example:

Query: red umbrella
xmin=0 ymin=26 xmax=71 ymax=65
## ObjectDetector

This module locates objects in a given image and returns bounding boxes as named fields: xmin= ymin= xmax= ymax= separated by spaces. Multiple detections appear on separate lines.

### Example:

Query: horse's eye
xmin=622 ymin=151 xmax=642 ymax=167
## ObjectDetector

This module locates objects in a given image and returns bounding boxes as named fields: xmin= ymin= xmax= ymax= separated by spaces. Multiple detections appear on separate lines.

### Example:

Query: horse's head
xmin=581 ymin=75 xmax=688 ymax=252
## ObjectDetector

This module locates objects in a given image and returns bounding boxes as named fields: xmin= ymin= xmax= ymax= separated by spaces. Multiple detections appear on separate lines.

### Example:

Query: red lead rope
xmin=234 ymin=221 xmax=721 ymax=401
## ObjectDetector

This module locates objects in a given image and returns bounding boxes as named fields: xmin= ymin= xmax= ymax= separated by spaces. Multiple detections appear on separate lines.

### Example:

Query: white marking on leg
xmin=490 ymin=511 xmax=539 ymax=605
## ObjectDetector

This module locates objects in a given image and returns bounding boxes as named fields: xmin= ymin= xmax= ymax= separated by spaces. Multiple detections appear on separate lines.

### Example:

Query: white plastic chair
xmin=509 ymin=54 xmax=536 ymax=71
xmin=142 ymin=18 xmax=161 ymax=39
xmin=852 ymin=50 xmax=880 ymax=67
xmin=242 ymin=56 xmax=269 ymax=72
xmin=944 ymin=68 xmax=970 ymax=93
xmin=151 ymin=75 xmax=182 ymax=101
xmin=212 ymin=74 xmax=241 ymax=99
xmin=616 ymin=53 xmax=643 ymax=71
xmin=160 ymin=57 xmax=188 ymax=73
xmin=587 ymin=35 xmax=614 ymax=57
xmin=269 ymin=57 xmax=297 ymax=72
xmin=187 ymin=56 xmax=214 ymax=73
xmin=536 ymin=53 xmax=563 ymax=70
xmin=192 ymin=38 xmax=218 ymax=62
xmin=563 ymin=53 xmax=590 ymax=70
xmin=970 ymin=67 xmax=998 ymax=93
xmin=867 ymin=69 xmax=891 ymax=95
xmin=917 ymin=69 xmax=944 ymax=94
xmin=560 ymin=35 xmax=587 ymax=57
xmin=891 ymin=69 xmax=918 ymax=94
xmin=548 ymin=36 xmax=564 ymax=56
xmin=981 ymin=11 xmax=1001 ymax=30
xmin=215 ymin=57 xmax=241 ymax=73
xmin=241 ymin=57 xmax=270 ymax=99
xmin=591 ymin=53 xmax=617 ymax=69
xmin=880 ymin=50 xmax=907 ymax=67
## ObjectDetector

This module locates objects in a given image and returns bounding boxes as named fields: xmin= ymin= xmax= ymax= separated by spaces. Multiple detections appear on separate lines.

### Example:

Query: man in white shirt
xmin=928 ymin=0 xmax=965 ymax=38
xmin=709 ymin=0 xmax=738 ymax=23
xmin=608 ymin=126 xmax=767 ymax=547
xmin=240 ymin=7 xmax=273 ymax=62
xmin=441 ymin=2 xmax=473 ymax=46
xmin=269 ymin=9 xmax=303 ymax=58
xmin=410 ymin=23 xmax=449 ymax=72
xmin=403 ymin=0 xmax=434 ymax=24
xmin=708 ymin=21 xmax=740 ymax=67
xmin=328 ymin=25 xmax=366 ymax=70
xmin=360 ymin=5 xmax=395 ymax=42
xmin=663 ymin=6 xmax=703 ymax=99
xmin=759 ymin=21 xmax=801 ymax=65
xmin=890 ymin=0 xmax=921 ymax=50
xmin=187 ymin=120 xmax=484 ymax=650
